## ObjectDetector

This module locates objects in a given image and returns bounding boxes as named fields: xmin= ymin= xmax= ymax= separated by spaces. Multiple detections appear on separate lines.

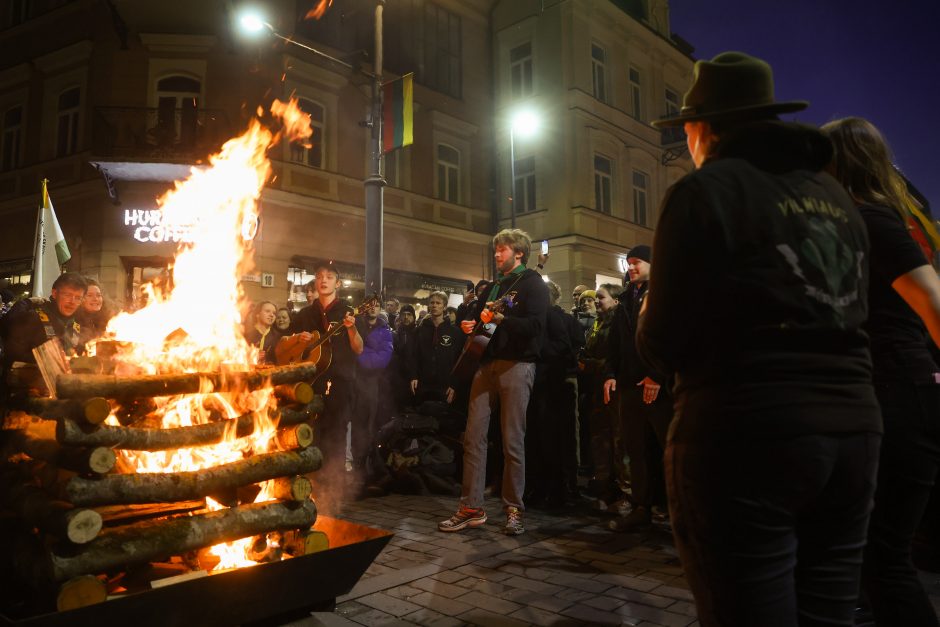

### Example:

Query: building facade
xmin=0 ymin=0 xmax=694 ymax=315
xmin=0 ymin=0 xmax=497 ymax=312
xmin=492 ymin=0 xmax=693 ymax=306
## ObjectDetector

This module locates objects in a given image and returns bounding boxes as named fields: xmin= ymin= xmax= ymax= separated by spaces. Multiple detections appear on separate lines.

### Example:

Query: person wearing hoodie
xmin=407 ymin=291 xmax=461 ymax=406
xmin=353 ymin=302 xmax=393 ymax=478
xmin=637 ymin=52 xmax=880 ymax=626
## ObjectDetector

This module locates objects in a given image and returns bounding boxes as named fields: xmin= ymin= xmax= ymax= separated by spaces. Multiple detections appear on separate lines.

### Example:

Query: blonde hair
xmin=428 ymin=291 xmax=448 ymax=305
xmin=492 ymin=229 xmax=532 ymax=265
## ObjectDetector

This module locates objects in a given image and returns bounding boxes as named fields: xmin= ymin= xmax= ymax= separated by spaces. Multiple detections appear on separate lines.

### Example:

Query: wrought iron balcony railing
xmin=92 ymin=107 xmax=232 ymax=160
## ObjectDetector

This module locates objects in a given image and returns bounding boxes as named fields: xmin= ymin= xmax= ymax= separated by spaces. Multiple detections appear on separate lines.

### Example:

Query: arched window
xmin=436 ymin=144 xmax=460 ymax=203
xmin=56 ymin=88 xmax=80 ymax=157
xmin=153 ymin=75 xmax=200 ymax=146
xmin=290 ymin=98 xmax=324 ymax=169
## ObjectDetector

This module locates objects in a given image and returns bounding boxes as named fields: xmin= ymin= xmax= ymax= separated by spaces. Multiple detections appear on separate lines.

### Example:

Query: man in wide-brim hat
xmin=635 ymin=51 xmax=882 ymax=626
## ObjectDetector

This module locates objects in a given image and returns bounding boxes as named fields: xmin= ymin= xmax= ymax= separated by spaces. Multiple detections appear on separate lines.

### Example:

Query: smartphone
xmin=541 ymin=240 xmax=549 ymax=255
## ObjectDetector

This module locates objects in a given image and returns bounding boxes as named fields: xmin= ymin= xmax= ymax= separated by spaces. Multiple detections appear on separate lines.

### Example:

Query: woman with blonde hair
xmin=823 ymin=116 xmax=940 ymax=626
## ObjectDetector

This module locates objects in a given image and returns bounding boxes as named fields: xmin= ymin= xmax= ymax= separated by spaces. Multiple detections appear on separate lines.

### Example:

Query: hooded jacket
xmin=474 ymin=267 xmax=549 ymax=364
xmin=636 ymin=121 xmax=880 ymax=439
xmin=355 ymin=315 xmax=393 ymax=373
xmin=406 ymin=316 xmax=462 ymax=390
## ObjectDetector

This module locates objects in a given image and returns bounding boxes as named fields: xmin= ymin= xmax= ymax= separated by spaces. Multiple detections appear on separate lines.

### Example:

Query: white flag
xmin=31 ymin=179 xmax=71 ymax=298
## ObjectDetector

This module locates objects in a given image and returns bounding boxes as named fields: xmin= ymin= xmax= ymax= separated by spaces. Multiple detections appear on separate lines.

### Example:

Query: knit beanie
xmin=627 ymin=245 xmax=651 ymax=262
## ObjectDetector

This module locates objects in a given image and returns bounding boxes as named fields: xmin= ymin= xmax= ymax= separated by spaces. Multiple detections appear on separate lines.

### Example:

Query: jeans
xmin=863 ymin=381 xmax=940 ymax=626
xmin=667 ymin=430 xmax=880 ymax=627
xmin=460 ymin=360 xmax=535 ymax=511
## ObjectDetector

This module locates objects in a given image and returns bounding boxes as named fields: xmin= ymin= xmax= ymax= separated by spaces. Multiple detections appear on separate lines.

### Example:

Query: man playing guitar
xmin=439 ymin=229 xmax=549 ymax=536
xmin=286 ymin=262 xmax=363 ymax=511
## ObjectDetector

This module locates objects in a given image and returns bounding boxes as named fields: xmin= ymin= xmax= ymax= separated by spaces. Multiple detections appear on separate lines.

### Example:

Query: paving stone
xmin=545 ymin=572 xmax=614 ymax=593
xmin=501 ymin=574 xmax=565 ymax=596
xmin=454 ymin=563 xmax=513 ymax=581
xmin=652 ymin=585 xmax=695 ymax=601
xmin=497 ymin=587 xmax=575 ymax=613
xmin=347 ymin=607 xmax=417 ymax=626
xmin=406 ymin=591 xmax=475 ymax=617
xmin=559 ymin=603 xmax=624 ymax=625
xmin=618 ymin=602 xmax=697 ymax=627
xmin=454 ymin=589 xmax=523 ymax=615
xmin=384 ymin=585 xmax=423 ymax=600
xmin=459 ymin=578 xmax=512 ymax=596
xmin=335 ymin=601 xmax=374 ymax=620
xmin=666 ymin=601 xmax=698 ymax=617
xmin=429 ymin=570 xmax=464 ymax=584
xmin=508 ymin=605 xmax=582 ymax=626
xmin=455 ymin=608 xmax=530 ymax=627
xmin=576 ymin=549 xmax=634 ymax=564
xmin=556 ymin=588 xmax=597 ymax=603
xmin=583 ymin=594 xmax=626 ymax=611
xmin=411 ymin=577 xmax=468 ymax=599
xmin=294 ymin=612 xmax=361 ymax=626
xmin=594 ymin=572 xmax=662 ymax=592
xmin=603 ymin=586 xmax=675 ymax=609
xmin=357 ymin=592 xmax=424 ymax=617
xmin=401 ymin=608 xmax=465 ymax=627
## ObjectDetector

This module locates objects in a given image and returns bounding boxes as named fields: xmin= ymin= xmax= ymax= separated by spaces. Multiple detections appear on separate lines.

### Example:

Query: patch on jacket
xmin=440 ymin=334 xmax=453 ymax=347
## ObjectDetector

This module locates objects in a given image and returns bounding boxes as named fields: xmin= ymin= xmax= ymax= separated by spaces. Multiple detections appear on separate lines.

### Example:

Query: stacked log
xmin=0 ymin=360 xmax=326 ymax=613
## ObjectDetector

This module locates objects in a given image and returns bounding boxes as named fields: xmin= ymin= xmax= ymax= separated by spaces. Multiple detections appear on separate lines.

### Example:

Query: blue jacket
xmin=356 ymin=316 xmax=393 ymax=372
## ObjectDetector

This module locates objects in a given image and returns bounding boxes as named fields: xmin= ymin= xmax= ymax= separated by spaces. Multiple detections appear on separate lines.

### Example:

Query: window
xmin=665 ymin=88 xmax=680 ymax=116
xmin=629 ymin=67 xmax=642 ymax=119
xmin=436 ymin=144 xmax=460 ymax=204
xmin=417 ymin=3 xmax=462 ymax=99
xmin=513 ymin=156 xmax=535 ymax=214
xmin=591 ymin=44 xmax=607 ymax=103
xmin=55 ymin=88 xmax=80 ymax=157
xmin=594 ymin=155 xmax=612 ymax=214
xmin=1 ymin=106 xmax=22 ymax=171
xmin=510 ymin=42 xmax=533 ymax=99
xmin=153 ymin=76 xmax=200 ymax=147
xmin=290 ymin=99 xmax=324 ymax=168
xmin=632 ymin=170 xmax=649 ymax=226
xmin=661 ymin=88 xmax=685 ymax=144
xmin=7 ymin=0 xmax=29 ymax=27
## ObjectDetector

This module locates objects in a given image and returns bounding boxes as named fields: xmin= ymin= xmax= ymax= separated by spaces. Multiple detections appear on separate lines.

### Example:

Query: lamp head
xmin=511 ymin=110 xmax=541 ymax=138
xmin=239 ymin=11 xmax=268 ymax=35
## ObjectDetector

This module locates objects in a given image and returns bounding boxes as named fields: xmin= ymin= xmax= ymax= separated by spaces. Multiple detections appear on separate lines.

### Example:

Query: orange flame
xmin=304 ymin=0 xmax=333 ymax=21
xmin=102 ymin=99 xmax=313 ymax=570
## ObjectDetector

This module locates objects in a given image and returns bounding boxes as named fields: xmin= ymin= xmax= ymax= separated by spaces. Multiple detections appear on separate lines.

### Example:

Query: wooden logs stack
xmin=0 ymin=361 xmax=325 ymax=612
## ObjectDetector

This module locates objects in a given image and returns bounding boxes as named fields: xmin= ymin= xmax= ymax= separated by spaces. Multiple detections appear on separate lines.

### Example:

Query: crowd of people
xmin=2 ymin=49 xmax=939 ymax=626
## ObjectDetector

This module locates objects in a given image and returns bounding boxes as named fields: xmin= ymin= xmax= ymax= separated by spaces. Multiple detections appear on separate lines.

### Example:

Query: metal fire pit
xmin=1 ymin=516 xmax=392 ymax=627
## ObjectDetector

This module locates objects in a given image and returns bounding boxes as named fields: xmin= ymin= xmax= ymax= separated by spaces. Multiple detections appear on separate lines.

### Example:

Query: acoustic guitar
xmin=274 ymin=295 xmax=381 ymax=376
xmin=450 ymin=293 xmax=516 ymax=382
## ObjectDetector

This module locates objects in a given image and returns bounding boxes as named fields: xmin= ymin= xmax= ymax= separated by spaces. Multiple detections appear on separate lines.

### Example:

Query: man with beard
xmin=439 ymin=229 xmax=548 ymax=536
xmin=1 ymin=272 xmax=87 ymax=370
xmin=603 ymin=245 xmax=672 ymax=530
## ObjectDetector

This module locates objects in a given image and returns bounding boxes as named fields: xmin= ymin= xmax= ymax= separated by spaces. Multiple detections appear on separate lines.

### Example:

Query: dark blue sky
xmin=669 ymin=0 xmax=939 ymax=212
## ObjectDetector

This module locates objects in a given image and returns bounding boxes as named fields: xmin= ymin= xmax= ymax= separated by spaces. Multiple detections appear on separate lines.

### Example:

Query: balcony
xmin=660 ymin=125 xmax=685 ymax=146
xmin=92 ymin=107 xmax=233 ymax=162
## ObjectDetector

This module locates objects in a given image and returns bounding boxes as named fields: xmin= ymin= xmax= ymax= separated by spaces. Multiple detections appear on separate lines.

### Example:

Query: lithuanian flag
xmin=382 ymin=73 xmax=413 ymax=154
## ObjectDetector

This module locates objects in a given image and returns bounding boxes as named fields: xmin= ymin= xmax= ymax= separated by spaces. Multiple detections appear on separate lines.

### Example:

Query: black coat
xmin=406 ymin=317 xmax=462 ymax=390
xmin=471 ymin=268 xmax=549 ymax=364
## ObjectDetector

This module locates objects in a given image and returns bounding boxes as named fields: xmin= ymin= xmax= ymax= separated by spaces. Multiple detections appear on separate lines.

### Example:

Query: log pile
xmin=1 ymin=360 xmax=325 ymax=612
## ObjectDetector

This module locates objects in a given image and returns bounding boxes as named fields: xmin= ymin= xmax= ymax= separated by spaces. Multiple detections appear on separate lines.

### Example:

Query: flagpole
xmin=30 ymin=179 xmax=48 ymax=297
xmin=364 ymin=0 xmax=385 ymax=301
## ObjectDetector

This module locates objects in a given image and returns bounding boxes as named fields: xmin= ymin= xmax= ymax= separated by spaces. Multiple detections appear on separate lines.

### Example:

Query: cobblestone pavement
xmin=288 ymin=493 xmax=940 ymax=627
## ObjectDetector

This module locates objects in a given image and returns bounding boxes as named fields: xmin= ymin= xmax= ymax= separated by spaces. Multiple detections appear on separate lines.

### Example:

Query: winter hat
xmin=400 ymin=304 xmax=416 ymax=316
xmin=627 ymin=245 xmax=651 ymax=263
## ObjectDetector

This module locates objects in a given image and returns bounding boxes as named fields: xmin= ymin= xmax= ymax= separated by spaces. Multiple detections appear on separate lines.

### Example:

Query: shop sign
xmin=123 ymin=209 xmax=260 ymax=244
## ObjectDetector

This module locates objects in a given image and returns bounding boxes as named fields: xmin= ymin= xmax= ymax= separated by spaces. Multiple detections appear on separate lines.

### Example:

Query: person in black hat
xmin=603 ymin=244 xmax=672 ymax=531
xmin=636 ymin=52 xmax=881 ymax=625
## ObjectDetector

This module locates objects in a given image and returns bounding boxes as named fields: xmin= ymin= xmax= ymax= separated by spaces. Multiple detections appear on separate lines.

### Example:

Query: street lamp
xmin=238 ymin=5 xmax=385 ymax=298
xmin=509 ymin=109 xmax=540 ymax=229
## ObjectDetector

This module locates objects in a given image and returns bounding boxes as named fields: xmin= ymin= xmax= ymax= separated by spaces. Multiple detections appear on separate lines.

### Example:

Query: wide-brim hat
xmin=652 ymin=51 xmax=808 ymax=128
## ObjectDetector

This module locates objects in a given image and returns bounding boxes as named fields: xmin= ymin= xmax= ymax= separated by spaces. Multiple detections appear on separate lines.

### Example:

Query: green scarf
xmin=487 ymin=264 xmax=526 ymax=302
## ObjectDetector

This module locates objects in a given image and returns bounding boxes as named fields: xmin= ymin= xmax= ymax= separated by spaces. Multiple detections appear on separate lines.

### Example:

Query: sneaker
xmin=502 ymin=507 xmax=525 ymax=536
xmin=438 ymin=506 xmax=487 ymax=532
xmin=609 ymin=506 xmax=651 ymax=532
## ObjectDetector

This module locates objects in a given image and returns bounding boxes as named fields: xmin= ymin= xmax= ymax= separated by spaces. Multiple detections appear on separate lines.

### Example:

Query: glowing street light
xmin=509 ymin=109 xmax=541 ymax=228
xmin=239 ymin=13 xmax=267 ymax=34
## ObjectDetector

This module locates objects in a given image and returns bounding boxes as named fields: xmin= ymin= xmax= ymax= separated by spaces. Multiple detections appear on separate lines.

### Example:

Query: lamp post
xmin=508 ymin=110 xmax=540 ymax=229
xmin=239 ymin=5 xmax=385 ymax=298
